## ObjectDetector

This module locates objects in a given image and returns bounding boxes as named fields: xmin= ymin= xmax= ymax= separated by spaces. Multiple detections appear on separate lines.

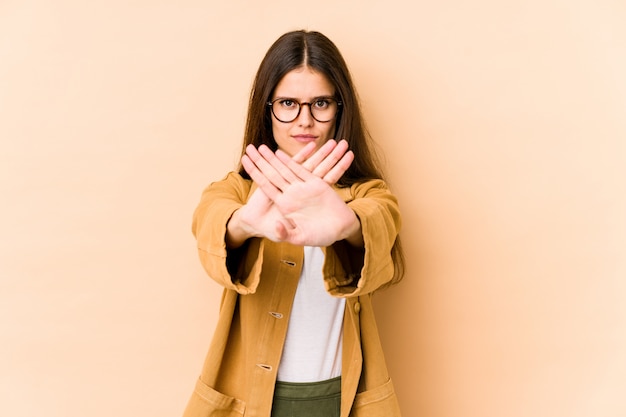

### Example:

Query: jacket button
xmin=354 ymin=302 xmax=361 ymax=314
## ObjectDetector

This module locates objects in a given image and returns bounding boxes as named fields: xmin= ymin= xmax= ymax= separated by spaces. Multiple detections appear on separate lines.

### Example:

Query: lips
xmin=292 ymin=134 xmax=317 ymax=143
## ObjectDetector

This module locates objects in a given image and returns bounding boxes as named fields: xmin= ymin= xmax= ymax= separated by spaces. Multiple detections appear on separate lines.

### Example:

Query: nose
xmin=296 ymin=103 xmax=315 ymax=126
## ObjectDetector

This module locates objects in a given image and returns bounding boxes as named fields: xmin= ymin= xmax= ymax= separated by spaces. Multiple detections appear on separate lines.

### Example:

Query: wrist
xmin=226 ymin=209 xmax=253 ymax=248
xmin=343 ymin=212 xmax=364 ymax=248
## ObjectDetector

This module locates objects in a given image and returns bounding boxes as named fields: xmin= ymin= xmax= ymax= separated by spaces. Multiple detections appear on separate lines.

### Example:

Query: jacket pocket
xmin=350 ymin=379 xmax=401 ymax=417
xmin=182 ymin=377 xmax=246 ymax=417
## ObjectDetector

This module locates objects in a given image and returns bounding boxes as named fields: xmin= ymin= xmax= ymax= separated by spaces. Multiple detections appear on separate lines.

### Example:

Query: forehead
xmin=273 ymin=67 xmax=335 ymax=98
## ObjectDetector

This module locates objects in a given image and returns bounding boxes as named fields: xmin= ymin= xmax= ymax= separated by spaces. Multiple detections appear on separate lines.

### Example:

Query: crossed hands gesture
xmin=226 ymin=140 xmax=363 ymax=248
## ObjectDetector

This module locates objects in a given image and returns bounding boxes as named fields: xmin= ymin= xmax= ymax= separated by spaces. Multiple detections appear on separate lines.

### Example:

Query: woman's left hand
xmin=241 ymin=143 xmax=363 ymax=247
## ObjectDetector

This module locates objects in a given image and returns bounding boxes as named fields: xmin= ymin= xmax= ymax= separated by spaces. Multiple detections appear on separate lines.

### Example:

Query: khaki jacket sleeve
xmin=191 ymin=172 xmax=263 ymax=295
xmin=323 ymin=179 xmax=402 ymax=297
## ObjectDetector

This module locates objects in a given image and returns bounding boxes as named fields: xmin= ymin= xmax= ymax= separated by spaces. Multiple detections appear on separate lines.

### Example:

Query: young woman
xmin=183 ymin=30 xmax=405 ymax=417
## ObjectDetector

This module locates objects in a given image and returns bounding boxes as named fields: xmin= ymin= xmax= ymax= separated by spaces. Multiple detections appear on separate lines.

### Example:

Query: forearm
xmin=324 ymin=180 xmax=401 ymax=296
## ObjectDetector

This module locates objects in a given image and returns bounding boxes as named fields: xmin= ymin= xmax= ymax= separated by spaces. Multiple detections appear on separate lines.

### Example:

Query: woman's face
xmin=270 ymin=67 xmax=337 ymax=157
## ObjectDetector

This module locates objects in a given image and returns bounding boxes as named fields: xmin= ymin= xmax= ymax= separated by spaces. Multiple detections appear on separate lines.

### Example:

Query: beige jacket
xmin=183 ymin=172 xmax=402 ymax=417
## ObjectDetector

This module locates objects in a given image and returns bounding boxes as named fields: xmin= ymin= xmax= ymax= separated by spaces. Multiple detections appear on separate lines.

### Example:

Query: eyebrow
xmin=272 ymin=95 xmax=336 ymax=101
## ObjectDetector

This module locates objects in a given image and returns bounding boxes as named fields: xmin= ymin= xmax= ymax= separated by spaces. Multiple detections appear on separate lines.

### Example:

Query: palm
xmin=272 ymin=176 xmax=355 ymax=246
xmin=236 ymin=187 xmax=286 ymax=242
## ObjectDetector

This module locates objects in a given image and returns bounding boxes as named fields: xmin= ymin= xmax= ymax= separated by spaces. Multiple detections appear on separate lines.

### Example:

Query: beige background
xmin=1 ymin=1 xmax=625 ymax=416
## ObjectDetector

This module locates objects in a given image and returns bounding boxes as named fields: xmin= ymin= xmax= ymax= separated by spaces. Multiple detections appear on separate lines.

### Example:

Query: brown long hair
xmin=239 ymin=30 xmax=404 ymax=285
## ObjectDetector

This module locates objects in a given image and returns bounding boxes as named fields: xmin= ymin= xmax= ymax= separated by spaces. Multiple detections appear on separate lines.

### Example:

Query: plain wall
xmin=1 ymin=1 xmax=625 ymax=416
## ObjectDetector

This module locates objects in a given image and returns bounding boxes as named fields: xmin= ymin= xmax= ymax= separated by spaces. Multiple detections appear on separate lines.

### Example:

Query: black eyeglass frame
xmin=266 ymin=97 xmax=343 ymax=123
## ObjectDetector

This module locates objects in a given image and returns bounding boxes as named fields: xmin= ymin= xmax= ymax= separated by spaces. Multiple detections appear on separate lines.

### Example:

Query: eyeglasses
xmin=267 ymin=97 xmax=342 ymax=123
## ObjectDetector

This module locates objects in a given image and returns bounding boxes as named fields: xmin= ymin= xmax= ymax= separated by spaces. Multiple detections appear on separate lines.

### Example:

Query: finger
xmin=310 ymin=139 xmax=350 ymax=179
xmin=245 ymin=145 xmax=291 ymax=191
xmin=323 ymin=150 xmax=354 ymax=185
xmin=275 ymin=220 xmax=287 ymax=241
xmin=300 ymin=139 xmax=337 ymax=171
xmin=241 ymin=154 xmax=282 ymax=201
xmin=257 ymin=145 xmax=300 ymax=184
xmin=275 ymin=145 xmax=352 ymax=185
xmin=275 ymin=149 xmax=318 ymax=182
xmin=291 ymin=141 xmax=318 ymax=164
xmin=275 ymin=218 xmax=304 ymax=245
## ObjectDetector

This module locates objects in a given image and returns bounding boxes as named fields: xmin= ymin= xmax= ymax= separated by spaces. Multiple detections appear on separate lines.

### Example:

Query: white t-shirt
xmin=277 ymin=246 xmax=346 ymax=382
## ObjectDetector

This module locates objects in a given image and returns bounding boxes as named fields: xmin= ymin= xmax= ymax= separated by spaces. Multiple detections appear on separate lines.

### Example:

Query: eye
xmin=278 ymin=99 xmax=297 ymax=108
xmin=313 ymin=99 xmax=331 ymax=109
